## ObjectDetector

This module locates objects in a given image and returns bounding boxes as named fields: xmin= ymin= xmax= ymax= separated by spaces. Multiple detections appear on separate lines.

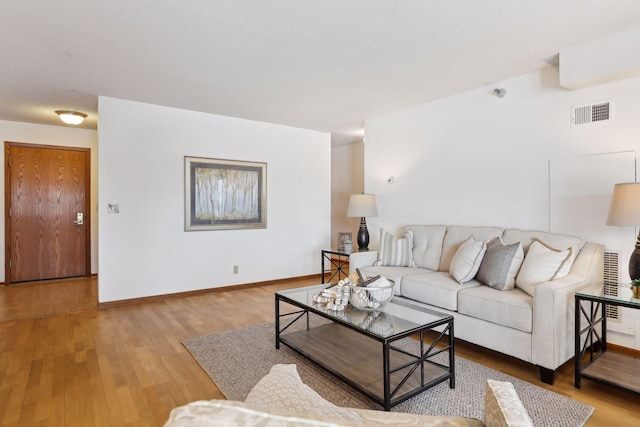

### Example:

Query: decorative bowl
xmin=349 ymin=282 xmax=394 ymax=310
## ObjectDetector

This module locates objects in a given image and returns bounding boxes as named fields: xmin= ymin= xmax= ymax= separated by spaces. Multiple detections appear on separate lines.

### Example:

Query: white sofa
xmin=350 ymin=226 xmax=604 ymax=384
xmin=165 ymin=364 xmax=534 ymax=426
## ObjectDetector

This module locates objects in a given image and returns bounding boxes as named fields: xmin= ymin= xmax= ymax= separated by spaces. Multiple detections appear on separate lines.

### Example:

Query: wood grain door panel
xmin=5 ymin=143 xmax=90 ymax=283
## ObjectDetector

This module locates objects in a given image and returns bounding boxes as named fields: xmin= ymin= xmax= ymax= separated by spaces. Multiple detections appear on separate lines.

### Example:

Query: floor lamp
xmin=347 ymin=194 xmax=378 ymax=251
xmin=606 ymin=182 xmax=640 ymax=281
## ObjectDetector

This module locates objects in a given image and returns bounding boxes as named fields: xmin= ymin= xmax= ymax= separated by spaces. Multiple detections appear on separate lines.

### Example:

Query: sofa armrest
xmin=348 ymin=251 xmax=378 ymax=274
xmin=484 ymin=380 xmax=533 ymax=427
xmin=531 ymin=242 xmax=604 ymax=370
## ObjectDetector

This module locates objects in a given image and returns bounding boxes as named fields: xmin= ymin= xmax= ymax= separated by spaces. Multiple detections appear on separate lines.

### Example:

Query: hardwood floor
xmin=0 ymin=277 xmax=638 ymax=426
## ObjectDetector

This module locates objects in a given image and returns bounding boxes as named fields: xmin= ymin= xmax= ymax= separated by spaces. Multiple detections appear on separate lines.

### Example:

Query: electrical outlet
xmin=233 ymin=265 xmax=239 ymax=274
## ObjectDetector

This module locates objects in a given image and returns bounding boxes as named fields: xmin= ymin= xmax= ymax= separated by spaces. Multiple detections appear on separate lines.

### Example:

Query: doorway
xmin=4 ymin=142 xmax=91 ymax=284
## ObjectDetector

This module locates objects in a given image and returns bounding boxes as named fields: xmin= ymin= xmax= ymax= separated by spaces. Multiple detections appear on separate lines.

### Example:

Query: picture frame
xmin=337 ymin=232 xmax=352 ymax=250
xmin=185 ymin=156 xmax=267 ymax=231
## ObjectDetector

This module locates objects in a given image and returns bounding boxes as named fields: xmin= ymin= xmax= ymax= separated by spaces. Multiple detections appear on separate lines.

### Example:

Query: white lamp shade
xmin=347 ymin=194 xmax=378 ymax=217
xmin=606 ymin=182 xmax=640 ymax=226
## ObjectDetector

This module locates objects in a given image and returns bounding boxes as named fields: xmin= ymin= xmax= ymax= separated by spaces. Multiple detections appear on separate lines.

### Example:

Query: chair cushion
xmin=245 ymin=364 xmax=361 ymax=422
xmin=164 ymin=399 xmax=363 ymax=426
xmin=485 ymin=380 xmax=534 ymax=427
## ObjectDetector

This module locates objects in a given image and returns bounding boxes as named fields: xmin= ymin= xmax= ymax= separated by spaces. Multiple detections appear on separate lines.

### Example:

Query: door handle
xmin=74 ymin=213 xmax=84 ymax=225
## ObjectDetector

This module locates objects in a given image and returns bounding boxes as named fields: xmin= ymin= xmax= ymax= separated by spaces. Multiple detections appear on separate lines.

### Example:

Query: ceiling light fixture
xmin=55 ymin=110 xmax=87 ymax=125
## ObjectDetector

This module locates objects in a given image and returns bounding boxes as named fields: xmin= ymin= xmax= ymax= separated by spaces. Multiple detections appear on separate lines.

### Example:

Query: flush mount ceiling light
xmin=55 ymin=110 xmax=87 ymax=125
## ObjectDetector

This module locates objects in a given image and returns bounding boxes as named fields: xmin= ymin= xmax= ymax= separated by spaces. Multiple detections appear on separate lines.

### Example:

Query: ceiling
xmin=2 ymin=1 xmax=640 ymax=135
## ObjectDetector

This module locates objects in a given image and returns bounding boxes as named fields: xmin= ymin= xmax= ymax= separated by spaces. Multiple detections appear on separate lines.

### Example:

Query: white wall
xmin=364 ymin=67 xmax=640 ymax=348
xmin=98 ymin=97 xmax=330 ymax=303
xmin=331 ymin=134 xmax=364 ymax=249
xmin=364 ymin=67 xmax=640 ymax=237
xmin=0 ymin=120 xmax=98 ymax=281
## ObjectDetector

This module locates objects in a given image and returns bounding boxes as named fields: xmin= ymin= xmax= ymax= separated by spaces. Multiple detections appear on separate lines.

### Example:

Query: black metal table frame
xmin=275 ymin=293 xmax=455 ymax=410
xmin=321 ymin=249 xmax=350 ymax=284
xmin=574 ymin=292 xmax=639 ymax=390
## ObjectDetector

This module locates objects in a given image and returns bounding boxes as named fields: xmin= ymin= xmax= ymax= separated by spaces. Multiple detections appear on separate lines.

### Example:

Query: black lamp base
xmin=357 ymin=217 xmax=370 ymax=251
xmin=630 ymin=231 xmax=640 ymax=281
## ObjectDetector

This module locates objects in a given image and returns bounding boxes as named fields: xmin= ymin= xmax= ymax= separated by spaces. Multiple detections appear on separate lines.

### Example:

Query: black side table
xmin=574 ymin=283 xmax=640 ymax=394
xmin=321 ymin=249 xmax=352 ymax=284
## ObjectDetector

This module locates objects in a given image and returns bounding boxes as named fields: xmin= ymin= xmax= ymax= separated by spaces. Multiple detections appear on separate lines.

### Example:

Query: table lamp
xmin=347 ymin=194 xmax=378 ymax=251
xmin=606 ymin=182 xmax=640 ymax=280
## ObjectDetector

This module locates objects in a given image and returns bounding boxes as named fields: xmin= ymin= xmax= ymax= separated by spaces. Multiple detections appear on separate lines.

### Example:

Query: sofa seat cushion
xmin=458 ymin=286 xmax=533 ymax=333
xmin=401 ymin=271 xmax=481 ymax=311
xmin=357 ymin=265 xmax=427 ymax=295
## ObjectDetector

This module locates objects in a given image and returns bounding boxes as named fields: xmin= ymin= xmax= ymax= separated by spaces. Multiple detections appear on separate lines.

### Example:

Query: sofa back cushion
xmin=501 ymin=228 xmax=584 ymax=256
xmin=440 ymin=226 xmax=503 ymax=272
xmin=502 ymin=228 xmax=584 ymax=278
xmin=404 ymin=225 xmax=447 ymax=270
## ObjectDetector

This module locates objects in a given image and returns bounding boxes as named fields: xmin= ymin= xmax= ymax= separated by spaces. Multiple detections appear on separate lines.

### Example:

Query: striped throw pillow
xmin=374 ymin=228 xmax=415 ymax=267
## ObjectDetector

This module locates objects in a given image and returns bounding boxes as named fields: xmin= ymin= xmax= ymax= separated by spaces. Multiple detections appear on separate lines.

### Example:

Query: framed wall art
xmin=337 ymin=232 xmax=352 ymax=250
xmin=185 ymin=156 xmax=267 ymax=231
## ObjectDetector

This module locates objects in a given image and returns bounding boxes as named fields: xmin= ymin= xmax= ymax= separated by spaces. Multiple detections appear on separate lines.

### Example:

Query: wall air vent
xmin=571 ymin=100 xmax=612 ymax=127
xmin=603 ymin=250 xmax=619 ymax=320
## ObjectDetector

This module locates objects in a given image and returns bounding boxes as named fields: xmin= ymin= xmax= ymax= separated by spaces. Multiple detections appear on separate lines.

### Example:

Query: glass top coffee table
xmin=275 ymin=283 xmax=455 ymax=410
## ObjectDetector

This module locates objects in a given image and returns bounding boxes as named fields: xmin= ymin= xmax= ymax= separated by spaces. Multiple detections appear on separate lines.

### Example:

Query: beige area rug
xmin=183 ymin=321 xmax=593 ymax=427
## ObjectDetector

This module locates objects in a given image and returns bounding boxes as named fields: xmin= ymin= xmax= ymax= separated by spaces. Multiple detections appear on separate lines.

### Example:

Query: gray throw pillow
xmin=476 ymin=238 xmax=524 ymax=291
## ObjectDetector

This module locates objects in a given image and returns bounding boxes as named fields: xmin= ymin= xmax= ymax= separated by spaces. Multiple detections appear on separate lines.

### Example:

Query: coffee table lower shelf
xmin=279 ymin=322 xmax=451 ymax=410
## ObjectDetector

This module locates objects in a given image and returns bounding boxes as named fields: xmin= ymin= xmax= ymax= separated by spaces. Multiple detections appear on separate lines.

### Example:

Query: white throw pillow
xmin=516 ymin=240 xmax=572 ymax=296
xmin=449 ymin=235 xmax=487 ymax=283
xmin=374 ymin=228 xmax=415 ymax=267
xmin=532 ymin=238 xmax=576 ymax=279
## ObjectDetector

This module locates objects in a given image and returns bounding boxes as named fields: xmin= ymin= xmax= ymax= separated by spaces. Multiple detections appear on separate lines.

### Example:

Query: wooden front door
xmin=5 ymin=142 xmax=91 ymax=284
